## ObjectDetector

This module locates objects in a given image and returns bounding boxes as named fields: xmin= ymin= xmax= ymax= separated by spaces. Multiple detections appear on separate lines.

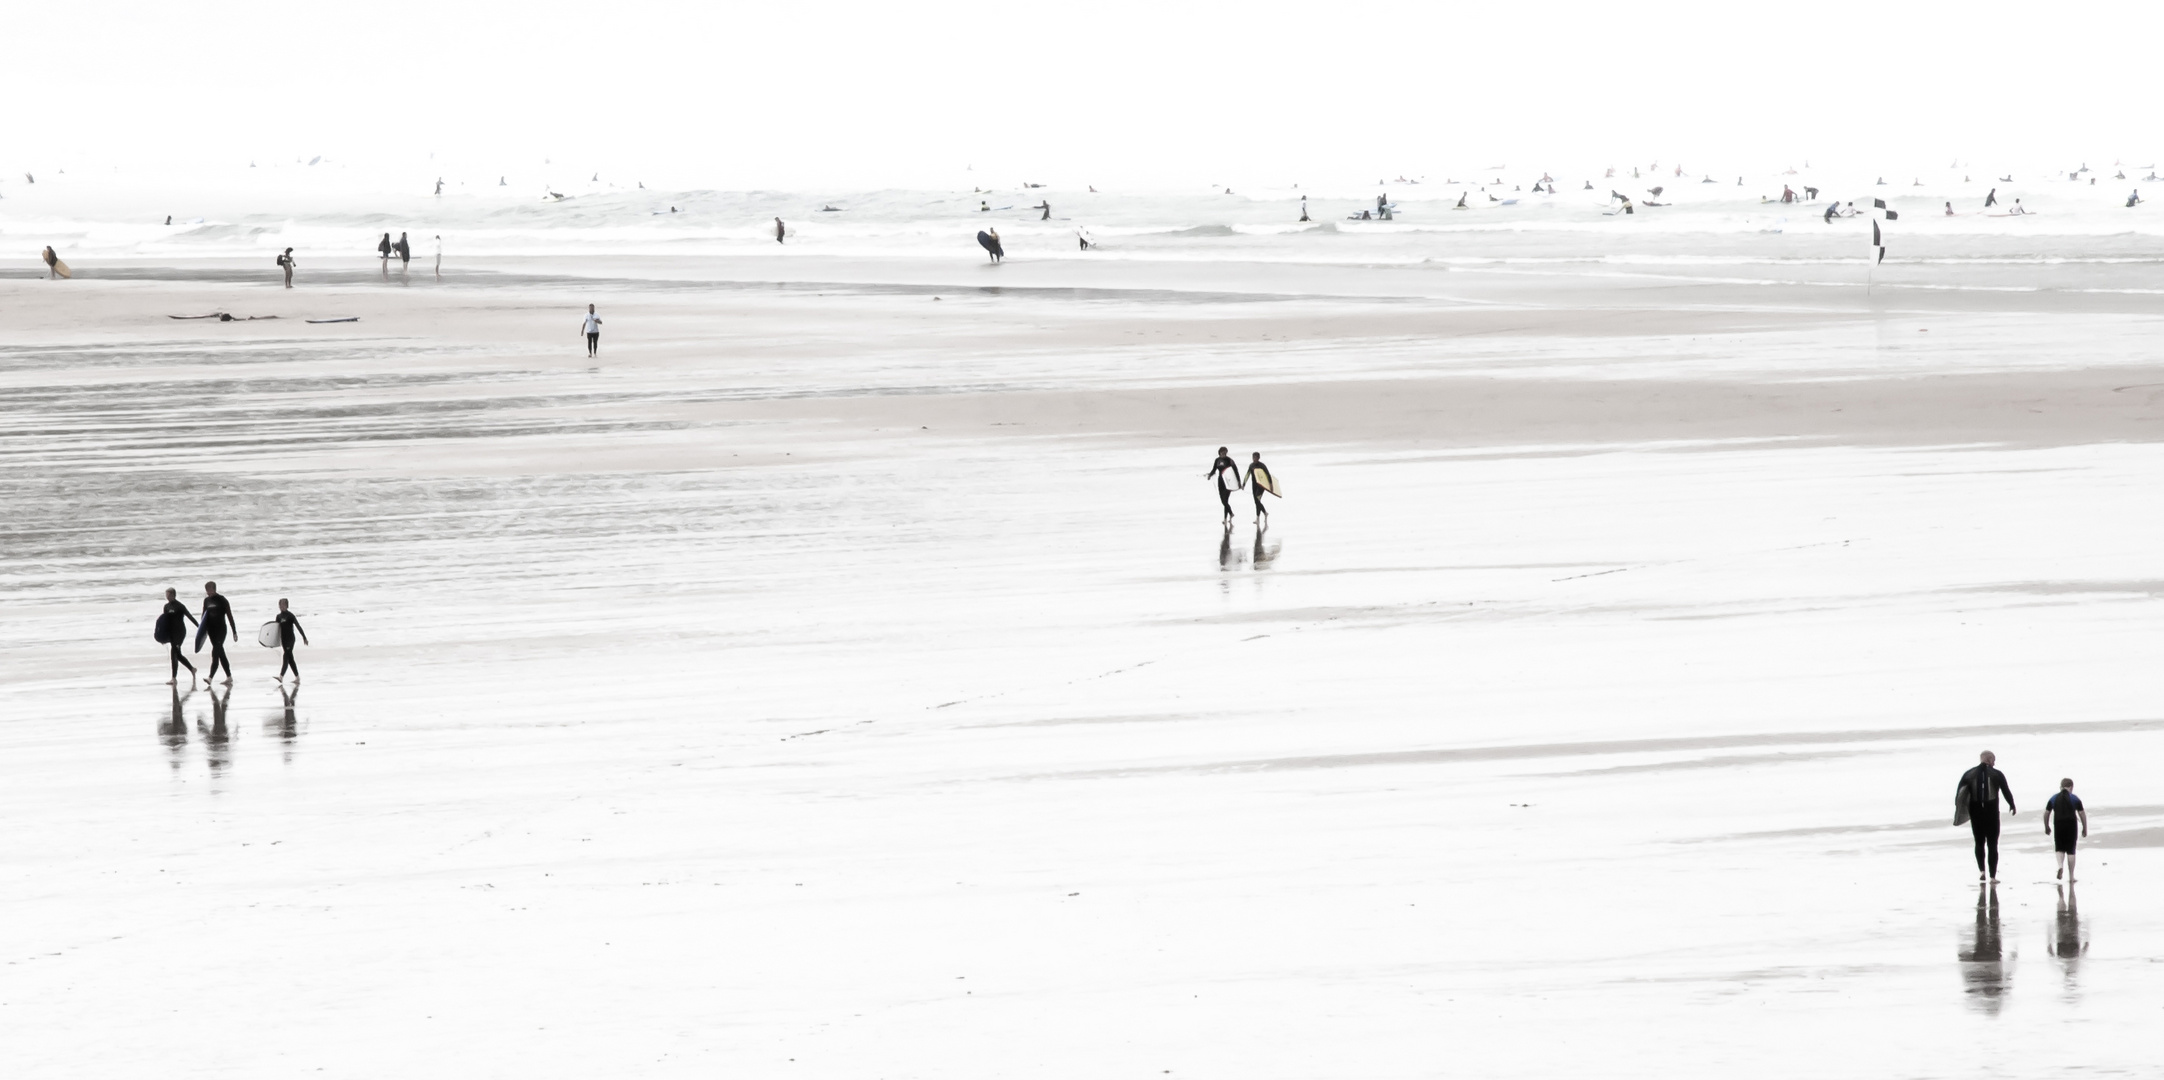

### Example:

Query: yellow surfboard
xmin=51 ymin=259 xmax=71 ymax=279
xmin=1250 ymin=465 xmax=1281 ymax=497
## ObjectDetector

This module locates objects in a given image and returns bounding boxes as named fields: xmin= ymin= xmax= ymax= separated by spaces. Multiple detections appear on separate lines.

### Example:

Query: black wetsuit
xmin=395 ymin=237 xmax=411 ymax=265
xmin=201 ymin=593 xmax=235 ymax=680
xmin=1210 ymin=455 xmax=1237 ymax=520
xmin=160 ymin=600 xmax=198 ymax=679
xmin=276 ymin=610 xmax=307 ymax=678
xmin=1958 ymin=764 xmax=2016 ymax=875
xmin=2046 ymin=791 xmax=2083 ymax=854
xmin=1247 ymin=463 xmax=1272 ymax=518
xmin=1984 ymin=189 xmax=1998 ymax=208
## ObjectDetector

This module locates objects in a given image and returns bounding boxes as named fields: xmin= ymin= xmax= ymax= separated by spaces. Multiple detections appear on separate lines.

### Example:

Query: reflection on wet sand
xmin=160 ymin=684 xmax=190 ymax=770
xmin=199 ymin=687 xmax=232 ymax=775
xmin=1959 ymin=883 xmax=2013 ymax=1012
xmin=1218 ymin=524 xmax=1237 ymax=571
xmin=2048 ymin=884 xmax=2086 ymax=994
xmin=1252 ymin=525 xmax=1280 ymax=569
xmin=268 ymin=684 xmax=301 ymax=765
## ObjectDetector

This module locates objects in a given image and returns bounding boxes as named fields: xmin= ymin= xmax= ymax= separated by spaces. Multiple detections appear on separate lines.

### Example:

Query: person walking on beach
xmin=394 ymin=232 xmax=412 ymax=270
xmin=1206 ymin=446 xmax=1239 ymax=524
xmin=377 ymin=233 xmax=393 ymax=274
xmin=197 ymin=581 xmax=240 ymax=686
xmin=1956 ymin=751 xmax=2018 ymax=882
xmin=582 ymin=304 xmax=603 ymax=357
xmin=1245 ymin=451 xmax=1277 ymax=524
xmin=277 ymin=247 xmax=296 ymax=289
xmin=271 ymin=598 xmax=310 ymax=682
xmin=155 ymin=587 xmax=200 ymax=685
xmin=42 ymin=246 xmax=62 ymax=278
xmin=2044 ymin=778 xmax=2088 ymax=881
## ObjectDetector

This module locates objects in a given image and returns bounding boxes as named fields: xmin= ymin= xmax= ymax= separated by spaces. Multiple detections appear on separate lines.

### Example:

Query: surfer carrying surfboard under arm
xmin=272 ymin=598 xmax=310 ymax=682
xmin=1245 ymin=452 xmax=1280 ymax=523
xmin=1207 ymin=446 xmax=1239 ymax=524
xmin=156 ymin=587 xmax=200 ymax=685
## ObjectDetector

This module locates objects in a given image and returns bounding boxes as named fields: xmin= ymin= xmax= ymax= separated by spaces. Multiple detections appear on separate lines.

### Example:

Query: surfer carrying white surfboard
xmin=272 ymin=599 xmax=310 ymax=682
xmin=1244 ymin=452 xmax=1279 ymax=523
xmin=156 ymin=587 xmax=200 ymax=685
xmin=582 ymin=304 xmax=603 ymax=358
xmin=1207 ymin=447 xmax=1239 ymax=523
xmin=198 ymin=581 xmax=240 ymax=686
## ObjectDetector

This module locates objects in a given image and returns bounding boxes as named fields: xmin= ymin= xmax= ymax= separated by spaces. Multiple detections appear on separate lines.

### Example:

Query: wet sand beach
xmin=6 ymin=249 xmax=2164 ymax=1076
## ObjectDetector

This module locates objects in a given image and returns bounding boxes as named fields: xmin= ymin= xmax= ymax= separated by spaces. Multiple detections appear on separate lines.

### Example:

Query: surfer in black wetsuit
xmin=273 ymin=598 xmax=309 ymax=681
xmin=395 ymin=232 xmax=411 ymax=269
xmin=199 ymin=581 xmax=239 ymax=686
xmin=775 ymin=217 xmax=786 ymax=244
xmin=1244 ymin=451 xmax=1275 ymax=524
xmin=377 ymin=233 xmax=392 ymax=273
xmin=1984 ymin=188 xmax=1998 ymax=209
xmin=157 ymin=587 xmax=199 ymax=685
xmin=1823 ymin=202 xmax=1838 ymax=224
xmin=977 ymin=228 xmax=1003 ymax=263
xmin=1956 ymin=751 xmax=2017 ymax=882
xmin=1036 ymin=201 xmax=1051 ymax=221
xmin=1206 ymin=446 xmax=1238 ymax=523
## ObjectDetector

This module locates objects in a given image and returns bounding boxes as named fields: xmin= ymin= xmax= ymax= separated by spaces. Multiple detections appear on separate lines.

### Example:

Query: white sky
xmin=13 ymin=0 xmax=2162 ymax=188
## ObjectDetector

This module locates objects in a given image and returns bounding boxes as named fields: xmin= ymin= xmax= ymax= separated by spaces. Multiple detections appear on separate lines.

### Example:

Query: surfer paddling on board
xmin=1956 ymin=751 xmax=2018 ymax=882
xmin=198 ymin=581 xmax=240 ymax=686
xmin=1244 ymin=452 xmax=1279 ymax=524
xmin=156 ymin=587 xmax=200 ymax=685
xmin=582 ymin=304 xmax=602 ymax=358
xmin=271 ymin=599 xmax=310 ymax=682
xmin=1206 ymin=447 xmax=1239 ymax=524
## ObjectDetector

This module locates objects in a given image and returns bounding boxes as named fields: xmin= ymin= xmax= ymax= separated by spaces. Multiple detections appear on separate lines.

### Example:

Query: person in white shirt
xmin=582 ymin=304 xmax=603 ymax=357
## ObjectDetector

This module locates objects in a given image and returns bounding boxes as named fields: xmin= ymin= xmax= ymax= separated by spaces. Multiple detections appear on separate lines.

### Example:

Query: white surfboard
xmin=258 ymin=621 xmax=281 ymax=648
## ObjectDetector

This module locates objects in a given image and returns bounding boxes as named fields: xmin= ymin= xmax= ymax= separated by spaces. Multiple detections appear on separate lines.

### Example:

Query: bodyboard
xmin=154 ymin=612 xmax=181 ymax=645
xmin=258 ymin=621 xmax=282 ymax=648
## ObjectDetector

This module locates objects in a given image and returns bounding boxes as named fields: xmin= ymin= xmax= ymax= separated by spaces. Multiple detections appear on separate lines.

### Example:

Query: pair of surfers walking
xmin=1207 ymin=446 xmax=1279 ymax=525
xmin=155 ymin=582 xmax=309 ymax=687
xmin=1956 ymin=750 xmax=2090 ymax=884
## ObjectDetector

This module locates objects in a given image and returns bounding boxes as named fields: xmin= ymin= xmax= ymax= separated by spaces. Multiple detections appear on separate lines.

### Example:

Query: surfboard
xmin=258 ymin=621 xmax=282 ymax=648
xmin=193 ymin=618 xmax=208 ymax=652
xmin=155 ymin=612 xmax=182 ymax=644
xmin=1251 ymin=466 xmax=1282 ymax=497
xmin=306 ymin=317 xmax=360 ymax=323
xmin=52 ymin=260 xmax=71 ymax=279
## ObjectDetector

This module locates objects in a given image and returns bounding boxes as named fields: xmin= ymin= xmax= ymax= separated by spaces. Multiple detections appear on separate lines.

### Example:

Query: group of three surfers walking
xmin=156 ymin=582 xmax=309 ymax=687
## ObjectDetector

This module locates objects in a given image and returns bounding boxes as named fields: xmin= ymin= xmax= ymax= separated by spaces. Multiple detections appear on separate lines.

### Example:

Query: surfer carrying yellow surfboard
xmin=1245 ymin=452 xmax=1280 ymax=523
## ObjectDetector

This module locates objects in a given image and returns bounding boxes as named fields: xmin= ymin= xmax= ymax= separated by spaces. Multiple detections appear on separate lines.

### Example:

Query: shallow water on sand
xmin=5 ymin=259 xmax=2164 ymax=1076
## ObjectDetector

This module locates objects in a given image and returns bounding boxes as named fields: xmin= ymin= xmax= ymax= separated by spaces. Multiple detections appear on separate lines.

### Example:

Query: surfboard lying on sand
xmin=306 ymin=317 xmax=360 ymax=323
xmin=258 ymin=622 xmax=282 ymax=648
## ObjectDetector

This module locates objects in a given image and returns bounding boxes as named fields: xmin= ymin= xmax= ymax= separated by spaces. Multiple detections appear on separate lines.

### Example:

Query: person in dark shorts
xmin=1956 ymin=751 xmax=2017 ymax=882
xmin=156 ymin=587 xmax=200 ymax=685
xmin=1205 ymin=446 xmax=1239 ymax=524
xmin=277 ymin=247 xmax=296 ymax=288
xmin=272 ymin=598 xmax=310 ymax=682
xmin=582 ymin=304 xmax=603 ymax=357
xmin=198 ymin=581 xmax=240 ymax=686
xmin=2044 ymin=778 xmax=2088 ymax=882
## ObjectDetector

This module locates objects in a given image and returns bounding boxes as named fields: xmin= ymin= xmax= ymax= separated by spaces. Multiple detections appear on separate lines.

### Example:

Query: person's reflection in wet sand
xmin=1219 ymin=523 xmax=1239 ymax=572
xmin=161 ymin=684 xmax=192 ymax=771
xmin=268 ymin=683 xmax=301 ymax=765
xmin=2048 ymin=883 xmax=2087 ymax=994
xmin=199 ymin=686 xmax=232 ymax=776
xmin=1959 ymin=883 xmax=2013 ymax=1012
xmin=1252 ymin=525 xmax=1280 ymax=569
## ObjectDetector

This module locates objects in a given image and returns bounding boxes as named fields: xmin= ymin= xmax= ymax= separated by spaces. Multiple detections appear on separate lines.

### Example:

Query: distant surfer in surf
xmin=157 ymin=587 xmax=200 ymax=685
xmin=1984 ymin=188 xmax=1998 ymax=208
xmin=1077 ymin=227 xmax=1094 ymax=251
xmin=395 ymin=232 xmax=411 ymax=270
xmin=277 ymin=248 xmax=296 ymax=289
xmin=272 ymin=598 xmax=309 ymax=682
xmin=42 ymin=246 xmax=61 ymax=279
xmin=1035 ymin=201 xmax=1051 ymax=221
xmin=1207 ymin=447 xmax=1239 ymax=523
xmin=1244 ymin=452 xmax=1276 ymax=524
xmin=198 ymin=581 xmax=239 ymax=686
xmin=977 ymin=228 xmax=1004 ymax=263
xmin=775 ymin=217 xmax=786 ymax=244
xmin=1945 ymin=202 xmax=1955 ymax=216
xmin=2009 ymin=199 xmax=2029 ymax=215
xmin=1299 ymin=195 xmax=1309 ymax=222
xmin=378 ymin=233 xmax=393 ymax=273
xmin=2128 ymin=190 xmax=2143 ymax=208
xmin=582 ymin=304 xmax=603 ymax=357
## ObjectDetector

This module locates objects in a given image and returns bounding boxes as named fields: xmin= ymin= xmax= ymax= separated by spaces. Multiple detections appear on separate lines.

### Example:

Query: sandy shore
xmin=6 ymin=253 xmax=2164 ymax=1076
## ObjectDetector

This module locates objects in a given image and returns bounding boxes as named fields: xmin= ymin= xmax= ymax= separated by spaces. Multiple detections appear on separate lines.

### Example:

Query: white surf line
xmin=1547 ymin=537 xmax=1859 ymax=584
